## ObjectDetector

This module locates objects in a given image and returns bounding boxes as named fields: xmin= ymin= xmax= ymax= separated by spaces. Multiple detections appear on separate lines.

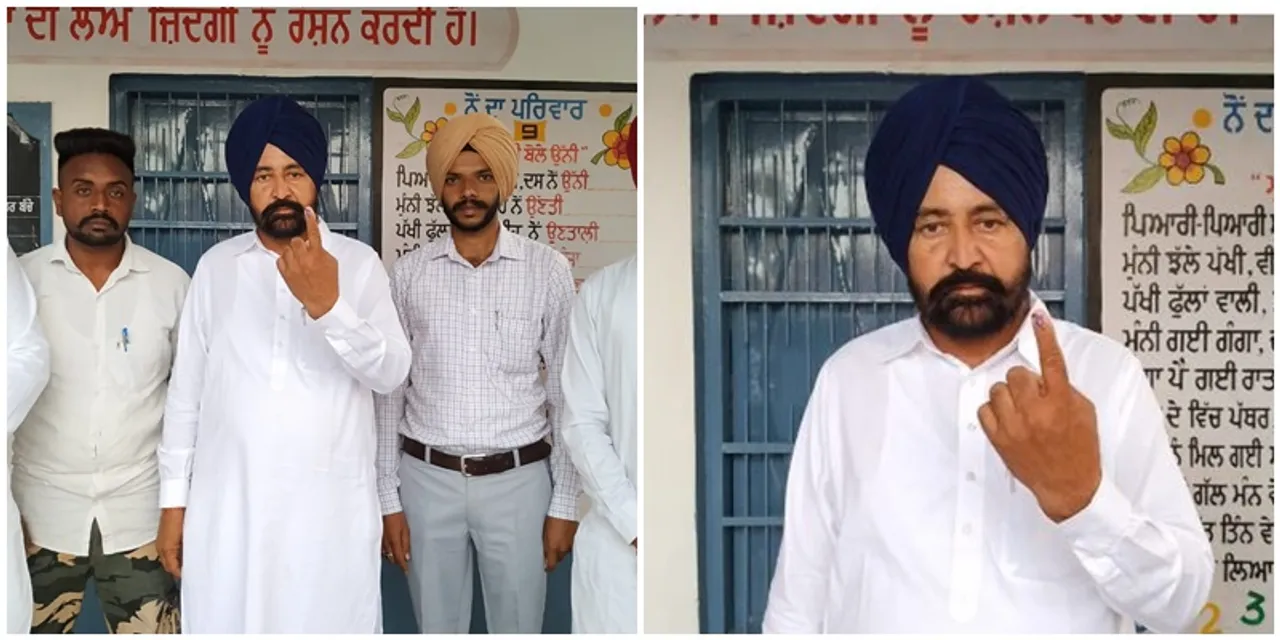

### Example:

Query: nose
xmin=267 ymin=176 xmax=292 ymax=201
xmin=90 ymin=189 xmax=110 ymax=212
xmin=460 ymin=179 xmax=479 ymax=200
xmin=945 ymin=225 xmax=983 ymax=271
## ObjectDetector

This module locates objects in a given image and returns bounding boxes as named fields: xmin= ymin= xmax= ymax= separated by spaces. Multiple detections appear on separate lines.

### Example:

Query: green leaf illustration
xmin=1121 ymin=165 xmax=1166 ymax=194
xmin=1105 ymin=118 xmax=1132 ymax=141
xmin=386 ymin=108 xmax=404 ymax=123
xmin=1132 ymin=102 xmax=1158 ymax=156
xmin=404 ymin=98 xmax=421 ymax=136
xmin=612 ymin=105 xmax=634 ymax=134
xmin=590 ymin=149 xmax=607 ymax=165
xmin=1205 ymin=163 xmax=1226 ymax=185
xmin=396 ymin=139 xmax=426 ymax=159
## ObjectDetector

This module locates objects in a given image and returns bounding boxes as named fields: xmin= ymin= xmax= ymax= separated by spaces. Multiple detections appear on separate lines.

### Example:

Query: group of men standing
xmin=5 ymin=97 xmax=639 ymax=634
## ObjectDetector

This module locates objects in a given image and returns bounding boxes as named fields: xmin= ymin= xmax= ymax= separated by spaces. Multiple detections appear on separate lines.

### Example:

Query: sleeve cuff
xmin=312 ymin=296 xmax=361 ymax=334
xmin=607 ymin=496 xmax=638 ymax=545
xmin=159 ymin=478 xmax=189 ymax=509
xmin=1055 ymin=476 xmax=1138 ymax=556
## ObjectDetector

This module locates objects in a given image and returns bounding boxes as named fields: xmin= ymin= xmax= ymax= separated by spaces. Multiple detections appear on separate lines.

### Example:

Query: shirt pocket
xmin=487 ymin=310 xmax=541 ymax=374
xmin=113 ymin=316 xmax=173 ymax=390
xmin=1001 ymin=482 xmax=1088 ymax=582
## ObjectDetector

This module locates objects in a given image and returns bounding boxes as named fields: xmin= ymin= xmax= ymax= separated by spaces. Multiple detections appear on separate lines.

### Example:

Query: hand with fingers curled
xmin=977 ymin=310 xmax=1102 ymax=523
xmin=277 ymin=206 xmax=340 ymax=320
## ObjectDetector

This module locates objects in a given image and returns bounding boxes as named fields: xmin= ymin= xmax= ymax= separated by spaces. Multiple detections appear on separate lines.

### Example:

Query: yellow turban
xmin=425 ymin=113 xmax=519 ymax=202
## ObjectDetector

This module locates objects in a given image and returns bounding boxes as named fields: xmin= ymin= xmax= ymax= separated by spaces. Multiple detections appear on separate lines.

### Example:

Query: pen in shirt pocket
xmin=122 ymin=327 xmax=130 ymax=353
xmin=494 ymin=310 xmax=499 ymax=331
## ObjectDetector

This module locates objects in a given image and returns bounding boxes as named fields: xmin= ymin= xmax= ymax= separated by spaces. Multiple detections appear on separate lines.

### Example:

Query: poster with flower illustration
xmin=1100 ymin=87 xmax=1274 ymax=634
xmin=376 ymin=84 xmax=637 ymax=287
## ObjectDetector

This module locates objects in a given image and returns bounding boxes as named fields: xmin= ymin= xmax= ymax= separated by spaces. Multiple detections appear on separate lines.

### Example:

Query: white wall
xmin=5 ymin=7 xmax=637 ymax=237
xmin=642 ymin=55 xmax=1273 ymax=633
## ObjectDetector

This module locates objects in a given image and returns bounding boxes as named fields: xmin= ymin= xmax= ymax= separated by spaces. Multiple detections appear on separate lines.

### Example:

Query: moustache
xmin=449 ymin=198 xmax=491 ymax=214
xmin=263 ymin=199 xmax=306 ymax=219
xmin=80 ymin=212 xmax=119 ymax=229
xmin=928 ymin=269 xmax=1008 ymax=306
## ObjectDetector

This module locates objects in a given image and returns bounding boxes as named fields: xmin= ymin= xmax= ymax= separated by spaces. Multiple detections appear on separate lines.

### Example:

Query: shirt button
xmin=966 ymin=472 xmax=977 ymax=482
xmin=967 ymin=423 xmax=978 ymax=432
xmin=962 ymin=524 xmax=973 ymax=535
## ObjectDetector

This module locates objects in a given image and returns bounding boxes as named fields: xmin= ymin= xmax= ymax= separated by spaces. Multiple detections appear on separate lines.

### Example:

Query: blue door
xmin=690 ymin=73 xmax=1087 ymax=633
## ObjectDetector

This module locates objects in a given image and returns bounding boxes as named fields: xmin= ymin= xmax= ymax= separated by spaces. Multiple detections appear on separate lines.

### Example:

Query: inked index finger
xmin=1032 ymin=310 xmax=1069 ymax=391
xmin=304 ymin=207 xmax=321 ymax=246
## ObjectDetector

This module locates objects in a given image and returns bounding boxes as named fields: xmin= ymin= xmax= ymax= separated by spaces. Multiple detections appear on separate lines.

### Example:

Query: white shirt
xmin=7 ymin=244 xmax=51 ymax=634
xmin=14 ymin=238 xmax=189 ymax=556
xmin=375 ymin=226 xmax=580 ymax=520
xmin=561 ymin=256 xmax=639 ymax=634
xmin=159 ymin=222 xmax=410 ymax=632
xmin=763 ymin=295 xmax=1214 ymax=634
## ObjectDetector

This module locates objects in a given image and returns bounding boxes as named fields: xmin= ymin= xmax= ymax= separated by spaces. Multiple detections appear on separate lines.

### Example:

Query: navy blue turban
xmin=864 ymin=77 xmax=1049 ymax=272
xmin=224 ymin=96 xmax=327 ymax=207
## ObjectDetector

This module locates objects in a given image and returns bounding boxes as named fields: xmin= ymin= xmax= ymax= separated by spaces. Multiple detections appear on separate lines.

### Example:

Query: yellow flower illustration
xmin=590 ymin=104 xmax=634 ymax=170
xmin=1106 ymin=99 xmax=1226 ymax=194
xmin=601 ymin=127 xmax=631 ymax=170
xmin=1158 ymin=132 xmax=1212 ymax=185
xmin=420 ymin=117 xmax=449 ymax=145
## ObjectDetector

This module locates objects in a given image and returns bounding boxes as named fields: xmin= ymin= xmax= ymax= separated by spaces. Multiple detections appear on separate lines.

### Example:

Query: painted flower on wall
xmin=591 ymin=105 xmax=634 ymax=171
xmin=1106 ymin=98 xmax=1225 ymax=194
xmin=386 ymin=96 xmax=438 ymax=160
xmin=1158 ymin=132 xmax=1212 ymax=186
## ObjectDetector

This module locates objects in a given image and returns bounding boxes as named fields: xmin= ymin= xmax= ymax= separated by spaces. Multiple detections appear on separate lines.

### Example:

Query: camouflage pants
xmin=26 ymin=520 xmax=179 ymax=634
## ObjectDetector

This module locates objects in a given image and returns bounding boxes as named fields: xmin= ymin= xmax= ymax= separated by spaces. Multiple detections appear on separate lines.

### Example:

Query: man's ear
xmin=51 ymin=187 xmax=63 ymax=218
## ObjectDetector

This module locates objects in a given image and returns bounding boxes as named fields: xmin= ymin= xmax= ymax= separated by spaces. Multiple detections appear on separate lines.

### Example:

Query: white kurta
xmin=763 ymin=295 xmax=1213 ymax=634
xmin=7 ymin=245 xmax=52 ymax=634
xmin=559 ymin=256 xmax=638 ymax=634
xmin=158 ymin=224 xmax=411 ymax=633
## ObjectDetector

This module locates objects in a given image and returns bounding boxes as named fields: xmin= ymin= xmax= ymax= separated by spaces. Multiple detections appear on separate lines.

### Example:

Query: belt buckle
xmin=459 ymin=453 xmax=482 ymax=477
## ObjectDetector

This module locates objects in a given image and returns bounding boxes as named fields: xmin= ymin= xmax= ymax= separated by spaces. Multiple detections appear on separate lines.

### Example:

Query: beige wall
xmin=641 ymin=55 xmax=1273 ymax=633
xmin=5 ymin=7 xmax=637 ymax=238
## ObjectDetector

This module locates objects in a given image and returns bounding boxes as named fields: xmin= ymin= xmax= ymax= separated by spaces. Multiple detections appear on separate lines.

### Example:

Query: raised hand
xmin=277 ymin=207 xmax=340 ymax=319
xmin=977 ymin=310 xmax=1102 ymax=522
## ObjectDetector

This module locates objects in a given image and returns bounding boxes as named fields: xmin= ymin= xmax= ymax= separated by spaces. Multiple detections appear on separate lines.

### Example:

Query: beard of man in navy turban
xmin=224 ymin=96 xmax=329 ymax=241
xmin=864 ymin=77 xmax=1049 ymax=341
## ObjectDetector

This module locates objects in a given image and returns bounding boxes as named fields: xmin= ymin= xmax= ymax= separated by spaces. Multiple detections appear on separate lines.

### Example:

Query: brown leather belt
xmin=401 ymin=437 xmax=552 ymax=477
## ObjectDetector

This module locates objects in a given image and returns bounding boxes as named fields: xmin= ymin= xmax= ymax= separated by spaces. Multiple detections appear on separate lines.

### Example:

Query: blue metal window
xmin=691 ymin=73 xmax=1086 ymax=633
xmin=7 ymin=101 xmax=54 ymax=254
xmin=109 ymin=75 xmax=374 ymax=274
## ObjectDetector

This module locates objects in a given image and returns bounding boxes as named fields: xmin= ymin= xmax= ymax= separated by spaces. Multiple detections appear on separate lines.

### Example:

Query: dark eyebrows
xmin=69 ymin=177 xmax=130 ymax=189
xmin=255 ymin=163 xmax=304 ymax=174
xmin=916 ymin=202 xmax=1006 ymax=221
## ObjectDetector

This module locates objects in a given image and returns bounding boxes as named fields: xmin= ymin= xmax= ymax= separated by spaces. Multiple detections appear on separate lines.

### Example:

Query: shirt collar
xmin=874 ymin=291 xmax=1050 ymax=373
xmin=427 ymin=221 xmax=525 ymax=265
xmin=48 ymin=234 xmax=150 ymax=274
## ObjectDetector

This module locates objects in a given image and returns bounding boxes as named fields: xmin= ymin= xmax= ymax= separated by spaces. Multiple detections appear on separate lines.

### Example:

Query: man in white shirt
xmin=13 ymin=128 xmax=189 ymax=633
xmin=762 ymin=76 xmax=1213 ymax=634
xmin=375 ymin=113 xmax=581 ymax=634
xmin=561 ymin=117 xmax=639 ymax=635
xmin=7 ymin=244 xmax=52 ymax=634
xmin=154 ymin=96 xmax=411 ymax=633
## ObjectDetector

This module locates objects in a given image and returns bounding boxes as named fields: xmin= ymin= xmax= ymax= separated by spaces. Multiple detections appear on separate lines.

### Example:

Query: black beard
xmin=68 ymin=212 xmax=125 ymax=247
xmin=910 ymin=264 xmax=1032 ymax=340
xmin=442 ymin=197 xmax=499 ymax=233
xmin=255 ymin=199 xmax=308 ymax=239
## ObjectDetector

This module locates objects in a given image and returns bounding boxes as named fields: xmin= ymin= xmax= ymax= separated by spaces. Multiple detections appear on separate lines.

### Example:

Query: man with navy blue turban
xmin=155 ymin=96 xmax=412 ymax=633
xmin=764 ymin=77 xmax=1211 ymax=634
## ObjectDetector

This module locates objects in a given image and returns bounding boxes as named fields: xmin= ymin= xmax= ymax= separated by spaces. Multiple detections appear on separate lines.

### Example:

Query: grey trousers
xmin=398 ymin=451 xmax=552 ymax=634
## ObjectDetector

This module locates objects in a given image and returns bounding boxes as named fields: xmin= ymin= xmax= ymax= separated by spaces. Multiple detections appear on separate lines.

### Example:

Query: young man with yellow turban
xmin=155 ymin=96 xmax=412 ymax=633
xmin=763 ymin=77 xmax=1211 ymax=634
xmin=375 ymin=113 xmax=580 ymax=634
